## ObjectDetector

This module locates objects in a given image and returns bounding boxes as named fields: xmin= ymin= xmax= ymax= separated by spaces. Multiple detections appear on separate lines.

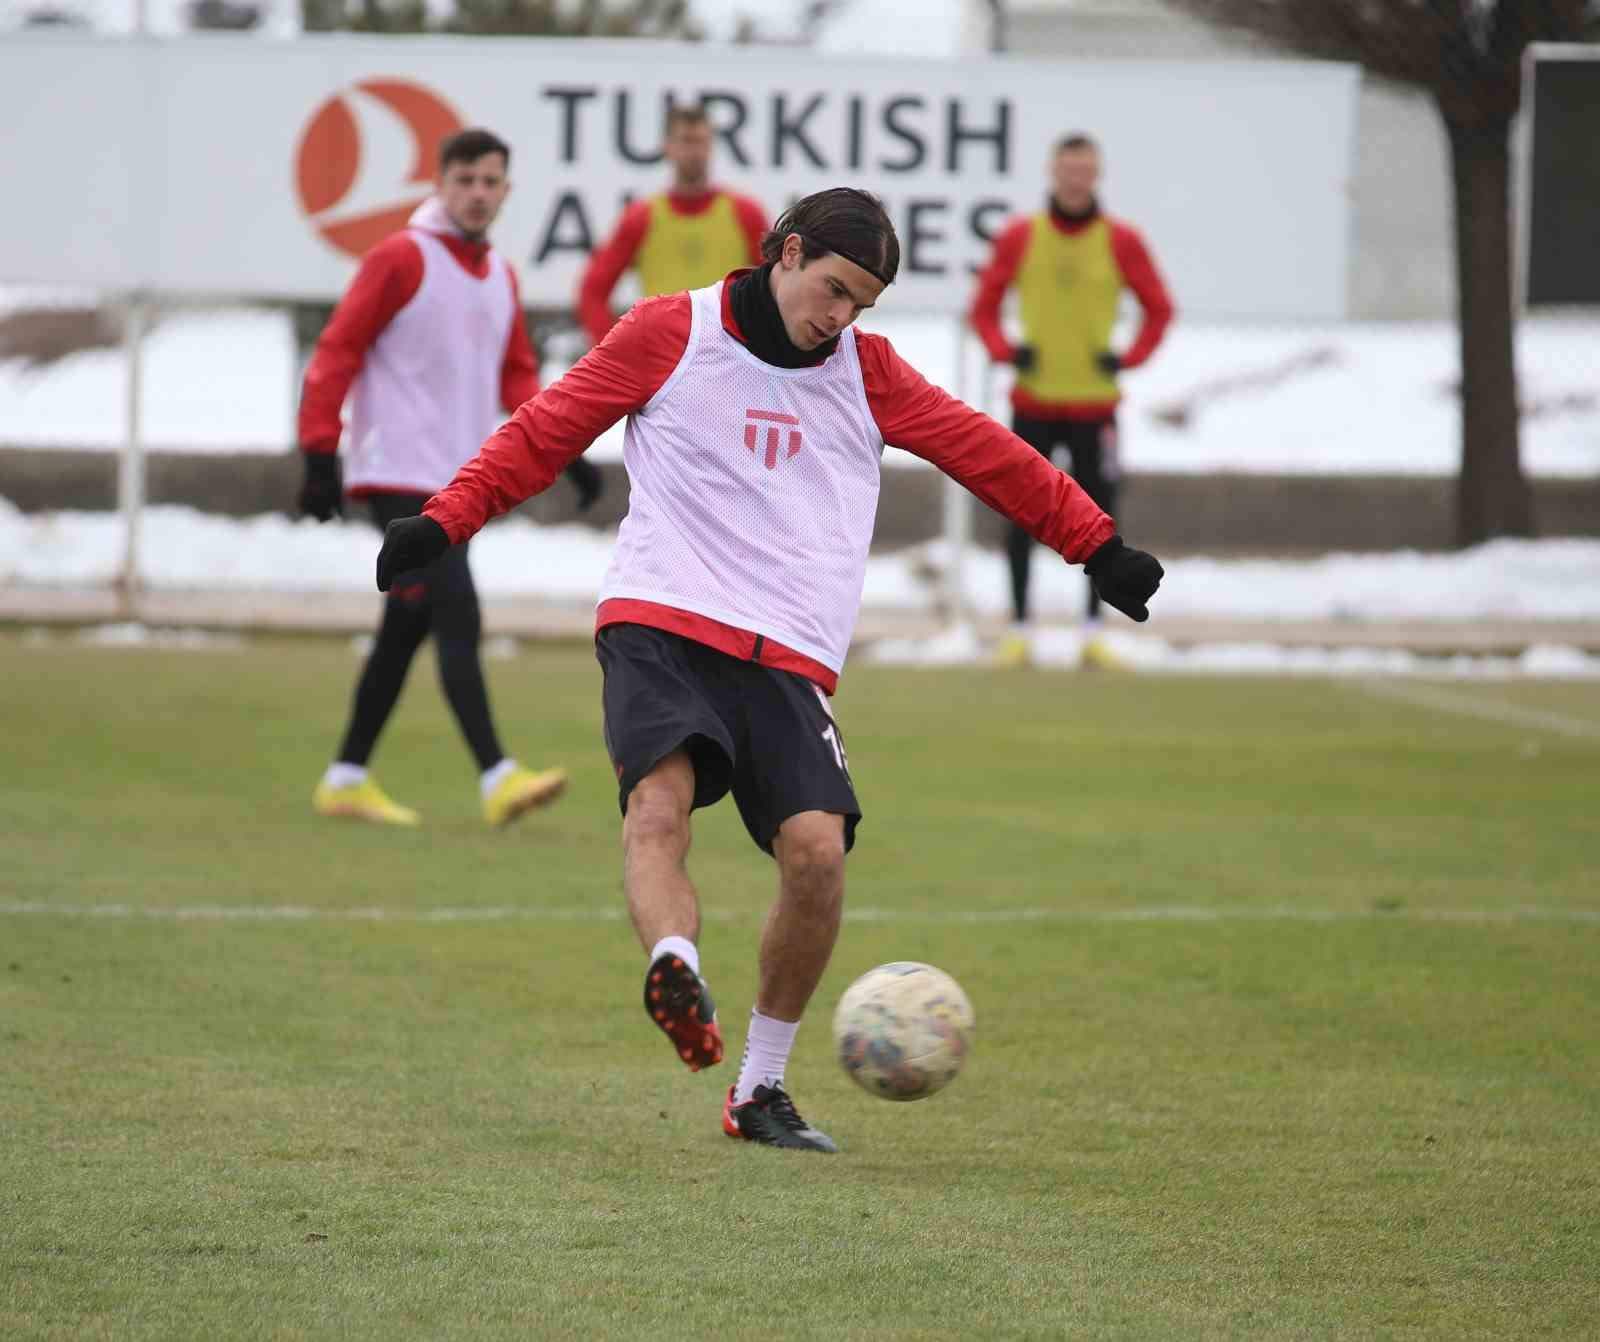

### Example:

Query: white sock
xmin=1008 ymin=621 xmax=1031 ymax=639
xmin=733 ymin=1009 xmax=801 ymax=1104
xmin=1084 ymin=615 xmax=1104 ymax=636
xmin=479 ymin=757 xmax=516 ymax=799
xmin=649 ymin=935 xmax=699 ymax=977
xmin=323 ymin=762 xmax=367 ymax=790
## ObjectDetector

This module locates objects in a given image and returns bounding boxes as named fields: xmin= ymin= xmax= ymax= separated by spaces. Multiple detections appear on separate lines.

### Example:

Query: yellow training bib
xmin=1015 ymin=214 xmax=1122 ymax=403
xmin=635 ymin=193 xmax=750 ymax=297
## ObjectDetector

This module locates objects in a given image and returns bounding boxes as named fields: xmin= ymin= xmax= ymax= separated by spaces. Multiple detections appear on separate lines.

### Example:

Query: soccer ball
xmin=832 ymin=962 xmax=975 ymax=1101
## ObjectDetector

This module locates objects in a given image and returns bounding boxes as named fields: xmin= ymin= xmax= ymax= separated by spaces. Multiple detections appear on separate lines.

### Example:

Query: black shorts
xmin=595 ymin=623 xmax=861 ymax=856
xmin=1012 ymin=412 xmax=1120 ymax=510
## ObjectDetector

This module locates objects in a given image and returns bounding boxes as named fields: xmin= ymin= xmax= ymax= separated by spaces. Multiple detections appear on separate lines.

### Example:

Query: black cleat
xmin=722 ymin=1083 xmax=838 ymax=1152
xmin=643 ymin=954 xmax=723 ymax=1072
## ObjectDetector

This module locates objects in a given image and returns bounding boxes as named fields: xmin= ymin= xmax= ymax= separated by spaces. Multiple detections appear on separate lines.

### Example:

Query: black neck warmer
xmin=728 ymin=264 xmax=838 ymax=369
xmin=1049 ymin=195 xmax=1100 ymax=228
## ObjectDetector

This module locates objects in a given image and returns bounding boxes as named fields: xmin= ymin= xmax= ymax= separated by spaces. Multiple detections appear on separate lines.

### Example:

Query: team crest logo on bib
xmin=744 ymin=409 xmax=803 ymax=471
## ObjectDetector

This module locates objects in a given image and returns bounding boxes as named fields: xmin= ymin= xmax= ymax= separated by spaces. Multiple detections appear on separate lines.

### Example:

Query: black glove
xmin=1096 ymin=350 xmax=1122 ymax=376
xmin=376 ymin=515 xmax=450 ymax=592
xmin=298 ymin=452 xmax=343 ymax=522
xmin=563 ymin=456 xmax=604 ymax=513
xmin=1011 ymin=344 xmax=1037 ymax=373
xmin=1083 ymin=534 xmax=1164 ymax=623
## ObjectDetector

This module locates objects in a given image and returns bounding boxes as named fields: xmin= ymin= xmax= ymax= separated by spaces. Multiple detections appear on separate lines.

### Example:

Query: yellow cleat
xmin=313 ymin=778 xmax=420 ymax=826
xmin=483 ymin=765 xmax=568 ymax=828
xmin=1080 ymin=635 xmax=1131 ymax=672
xmin=995 ymin=633 xmax=1033 ymax=668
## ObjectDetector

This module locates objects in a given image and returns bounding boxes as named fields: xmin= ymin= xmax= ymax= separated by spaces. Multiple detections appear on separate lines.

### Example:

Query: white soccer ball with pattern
xmin=832 ymin=962 xmax=975 ymax=1101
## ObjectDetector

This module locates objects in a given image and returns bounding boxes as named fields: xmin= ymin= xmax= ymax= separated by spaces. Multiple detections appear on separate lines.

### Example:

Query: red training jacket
xmin=969 ymin=210 xmax=1174 ymax=421
xmin=298 ymin=226 xmax=540 ymax=487
xmin=424 ymin=276 xmax=1115 ymax=692
xmin=575 ymin=188 xmax=767 ymax=347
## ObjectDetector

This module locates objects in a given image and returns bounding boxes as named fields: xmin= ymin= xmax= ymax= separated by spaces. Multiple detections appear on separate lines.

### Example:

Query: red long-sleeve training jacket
xmin=425 ymin=277 xmax=1114 ymax=691
xmin=298 ymin=213 xmax=539 ymax=482
xmin=575 ymin=188 xmax=767 ymax=346
xmin=968 ymin=209 xmax=1174 ymax=421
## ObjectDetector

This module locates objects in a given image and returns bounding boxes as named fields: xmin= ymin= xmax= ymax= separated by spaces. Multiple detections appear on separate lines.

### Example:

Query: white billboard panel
xmin=0 ymin=42 xmax=146 ymax=289
xmin=0 ymin=35 xmax=1358 ymax=319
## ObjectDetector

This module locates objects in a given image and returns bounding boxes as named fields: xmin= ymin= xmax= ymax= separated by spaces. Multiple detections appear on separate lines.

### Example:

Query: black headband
xmin=792 ymin=231 xmax=893 ymax=287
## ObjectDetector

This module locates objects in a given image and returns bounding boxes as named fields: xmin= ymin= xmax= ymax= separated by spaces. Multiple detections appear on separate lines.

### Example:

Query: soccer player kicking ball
xmin=377 ymin=189 xmax=1163 ymax=1152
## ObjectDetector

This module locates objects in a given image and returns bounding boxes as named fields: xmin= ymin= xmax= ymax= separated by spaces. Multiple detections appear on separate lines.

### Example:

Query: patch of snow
xmin=3 ymin=303 xmax=1595 ymax=478
xmin=72 ymin=622 xmax=247 ymax=650
xmin=4 ymin=503 xmax=1600 ymax=627
xmin=867 ymin=626 xmax=1600 ymax=681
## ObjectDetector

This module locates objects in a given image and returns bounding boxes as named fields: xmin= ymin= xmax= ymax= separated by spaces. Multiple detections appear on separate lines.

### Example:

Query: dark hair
xmin=665 ymin=104 xmax=711 ymax=133
xmin=759 ymin=188 xmax=900 ymax=287
xmin=1055 ymin=133 xmax=1098 ymax=155
xmin=439 ymin=127 xmax=511 ymax=171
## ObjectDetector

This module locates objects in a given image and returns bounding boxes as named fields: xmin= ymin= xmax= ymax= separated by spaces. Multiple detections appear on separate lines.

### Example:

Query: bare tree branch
xmin=1158 ymin=0 xmax=1600 ymax=540
xmin=1164 ymin=0 xmax=1599 ymax=118
xmin=1162 ymin=0 xmax=1451 ymax=88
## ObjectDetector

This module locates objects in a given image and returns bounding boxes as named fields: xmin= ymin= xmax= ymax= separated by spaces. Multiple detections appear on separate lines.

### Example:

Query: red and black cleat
xmin=722 ymin=1083 xmax=838 ymax=1152
xmin=643 ymin=954 xmax=724 ymax=1072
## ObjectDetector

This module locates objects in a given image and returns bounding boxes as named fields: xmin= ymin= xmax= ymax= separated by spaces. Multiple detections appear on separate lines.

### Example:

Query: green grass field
xmin=3 ymin=631 xmax=1597 ymax=1339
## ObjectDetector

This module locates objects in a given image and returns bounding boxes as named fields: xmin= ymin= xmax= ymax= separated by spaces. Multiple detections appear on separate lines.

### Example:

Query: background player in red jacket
xmin=970 ymin=132 xmax=1175 ymax=669
xmin=298 ymin=127 xmax=591 ymax=829
xmin=575 ymin=103 xmax=767 ymax=347
xmin=376 ymin=189 xmax=1164 ymax=1151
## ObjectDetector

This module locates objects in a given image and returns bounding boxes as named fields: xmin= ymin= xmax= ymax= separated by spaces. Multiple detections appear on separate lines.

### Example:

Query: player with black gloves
xmin=377 ymin=187 xmax=1161 ymax=1154
xmin=377 ymin=519 xmax=1161 ymax=628
xmin=296 ymin=126 xmax=586 ymax=829
xmin=969 ymin=132 xmax=1174 ymax=668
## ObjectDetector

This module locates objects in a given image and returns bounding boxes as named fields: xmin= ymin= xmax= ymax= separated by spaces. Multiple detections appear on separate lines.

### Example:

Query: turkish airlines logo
xmin=745 ymin=409 xmax=803 ymax=470
xmin=294 ymin=79 xmax=464 ymax=259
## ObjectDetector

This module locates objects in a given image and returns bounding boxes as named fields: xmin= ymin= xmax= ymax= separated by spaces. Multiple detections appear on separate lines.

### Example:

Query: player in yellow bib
xmin=970 ymin=133 xmax=1175 ymax=668
xmin=578 ymin=103 xmax=768 ymax=347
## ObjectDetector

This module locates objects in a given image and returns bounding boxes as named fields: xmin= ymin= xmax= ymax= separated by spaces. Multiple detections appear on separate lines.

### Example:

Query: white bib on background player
xmin=345 ymin=229 xmax=517 ymax=495
xmin=600 ymin=281 xmax=884 ymax=675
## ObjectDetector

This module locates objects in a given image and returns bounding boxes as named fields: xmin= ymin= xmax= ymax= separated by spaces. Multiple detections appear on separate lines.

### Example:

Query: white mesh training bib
xmin=599 ymin=282 xmax=884 ymax=674
xmin=346 ymin=231 xmax=517 ymax=494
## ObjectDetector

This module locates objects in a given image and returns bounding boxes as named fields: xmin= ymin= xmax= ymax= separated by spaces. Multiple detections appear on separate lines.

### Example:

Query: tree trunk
xmin=1444 ymin=113 xmax=1533 ymax=545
